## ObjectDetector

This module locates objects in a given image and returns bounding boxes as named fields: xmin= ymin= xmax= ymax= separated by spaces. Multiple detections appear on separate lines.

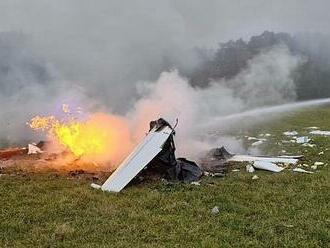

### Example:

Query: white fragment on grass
xmin=265 ymin=133 xmax=272 ymax=137
xmin=311 ymin=165 xmax=317 ymax=170
xmin=306 ymin=126 xmax=319 ymax=130
xmin=296 ymin=136 xmax=310 ymax=144
xmin=310 ymin=130 xmax=330 ymax=136
xmin=252 ymin=175 xmax=259 ymax=180
xmin=247 ymin=136 xmax=259 ymax=141
xmin=283 ymin=224 xmax=294 ymax=228
xmin=191 ymin=181 xmax=201 ymax=186
xmin=293 ymin=168 xmax=314 ymax=174
xmin=253 ymin=161 xmax=284 ymax=173
xmin=229 ymin=155 xmax=298 ymax=164
xmin=251 ymin=140 xmax=264 ymax=146
xmin=211 ymin=206 xmax=220 ymax=214
xmin=302 ymin=143 xmax=316 ymax=148
xmin=302 ymin=164 xmax=309 ymax=167
xmin=90 ymin=183 xmax=102 ymax=189
xmin=318 ymin=151 xmax=324 ymax=155
xmin=314 ymin=162 xmax=324 ymax=166
xmin=284 ymin=131 xmax=298 ymax=136
xmin=232 ymin=169 xmax=240 ymax=172
xmin=246 ymin=164 xmax=255 ymax=173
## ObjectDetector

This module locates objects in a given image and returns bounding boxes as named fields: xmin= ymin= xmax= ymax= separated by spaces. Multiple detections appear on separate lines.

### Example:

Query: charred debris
xmin=1 ymin=118 xmax=304 ymax=192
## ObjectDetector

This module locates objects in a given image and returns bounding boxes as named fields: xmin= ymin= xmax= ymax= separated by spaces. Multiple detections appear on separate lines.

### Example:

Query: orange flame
xmin=29 ymin=108 xmax=133 ymax=165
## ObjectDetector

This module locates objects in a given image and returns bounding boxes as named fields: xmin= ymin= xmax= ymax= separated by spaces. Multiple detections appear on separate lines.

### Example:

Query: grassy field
xmin=1 ymin=106 xmax=330 ymax=247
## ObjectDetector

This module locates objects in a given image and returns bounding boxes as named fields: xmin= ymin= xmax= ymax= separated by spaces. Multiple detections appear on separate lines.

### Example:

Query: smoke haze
xmin=0 ymin=1 xmax=329 ymax=162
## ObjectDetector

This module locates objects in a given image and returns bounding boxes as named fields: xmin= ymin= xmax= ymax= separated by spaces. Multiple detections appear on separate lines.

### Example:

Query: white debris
xmin=253 ymin=161 xmax=284 ymax=173
xmin=90 ymin=183 xmax=102 ymax=189
xmin=246 ymin=164 xmax=255 ymax=173
xmin=251 ymin=140 xmax=264 ymax=146
xmin=191 ymin=181 xmax=201 ymax=186
xmin=283 ymin=131 xmax=298 ymax=136
xmin=98 ymin=125 xmax=173 ymax=192
xmin=314 ymin=162 xmax=324 ymax=166
xmin=302 ymin=143 xmax=316 ymax=148
xmin=290 ymin=139 xmax=297 ymax=143
xmin=296 ymin=136 xmax=310 ymax=144
xmin=229 ymin=155 xmax=299 ymax=165
xmin=211 ymin=206 xmax=220 ymax=214
xmin=318 ymin=151 xmax=324 ymax=155
xmin=311 ymin=165 xmax=317 ymax=170
xmin=265 ymin=133 xmax=272 ymax=137
xmin=247 ymin=136 xmax=259 ymax=141
xmin=232 ymin=169 xmax=240 ymax=172
xmin=310 ymin=130 xmax=330 ymax=136
xmin=28 ymin=144 xmax=43 ymax=155
xmin=252 ymin=175 xmax=259 ymax=180
xmin=306 ymin=126 xmax=319 ymax=130
xmin=293 ymin=168 xmax=314 ymax=174
xmin=278 ymin=155 xmax=304 ymax=159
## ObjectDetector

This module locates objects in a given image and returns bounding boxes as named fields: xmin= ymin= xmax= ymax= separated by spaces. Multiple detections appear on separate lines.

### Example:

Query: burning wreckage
xmin=0 ymin=118 xmax=303 ymax=193
xmin=90 ymin=118 xmax=300 ymax=193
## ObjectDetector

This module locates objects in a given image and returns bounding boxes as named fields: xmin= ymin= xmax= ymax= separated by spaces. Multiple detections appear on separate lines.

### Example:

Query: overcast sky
xmin=0 ymin=0 xmax=329 ymax=111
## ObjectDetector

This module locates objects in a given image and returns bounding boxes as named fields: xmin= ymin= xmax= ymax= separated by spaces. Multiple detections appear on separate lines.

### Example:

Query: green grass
xmin=1 ymin=107 xmax=330 ymax=247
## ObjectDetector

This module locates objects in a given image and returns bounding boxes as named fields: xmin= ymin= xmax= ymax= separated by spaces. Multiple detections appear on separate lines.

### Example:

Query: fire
xmin=29 ymin=106 xmax=134 ymax=165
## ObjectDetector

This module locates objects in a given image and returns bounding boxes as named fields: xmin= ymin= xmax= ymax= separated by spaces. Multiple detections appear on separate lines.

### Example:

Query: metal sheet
xmin=253 ymin=161 xmax=284 ymax=172
xmin=228 ymin=155 xmax=298 ymax=164
xmin=100 ymin=126 xmax=173 ymax=192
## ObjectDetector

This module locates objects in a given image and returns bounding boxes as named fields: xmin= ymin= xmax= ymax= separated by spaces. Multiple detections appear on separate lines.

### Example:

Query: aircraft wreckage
xmin=91 ymin=118 xmax=301 ymax=193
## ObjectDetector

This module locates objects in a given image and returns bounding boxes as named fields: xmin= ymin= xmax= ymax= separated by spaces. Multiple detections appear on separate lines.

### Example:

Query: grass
xmin=1 ymin=106 xmax=330 ymax=247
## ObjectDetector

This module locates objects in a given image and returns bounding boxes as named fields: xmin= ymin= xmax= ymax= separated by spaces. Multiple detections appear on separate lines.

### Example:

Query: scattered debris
xmin=302 ymin=143 xmax=316 ymax=148
xmin=247 ymin=136 xmax=258 ymax=141
xmin=90 ymin=183 xmax=102 ymax=189
xmin=306 ymin=126 xmax=319 ymax=130
xmin=318 ymin=151 xmax=324 ymax=155
xmin=228 ymin=155 xmax=298 ymax=165
xmin=252 ymin=175 xmax=259 ymax=180
xmin=311 ymin=165 xmax=317 ymax=170
xmin=283 ymin=131 xmax=298 ymax=136
xmin=293 ymin=168 xmax=314 ymax=174
xmin=246 ymin=164 xmax=255 ymax=173
xmin=253 ymin=161 xmax=284 ymax=173
xmin=232 ymin=169 xmax=240 ymax=172
xmin=93 ymin=118 xmax=203 ymax=193
xmin=211 ymin=206 xmax=220 ymax=214
xmin=310 ymin=130 xmax=330 ymax=136
xmin=314 ymin=161 xmax=324 ymax=166
xmin=251 ymin=140 xmax=265 ymax=146
xmin=28 ymin=144 xmax=43 ymax=154
xmin=278 ymin=155 xmax=304 ymax=159
xmin=295 ymin=136 xmax=310 ymax=144
xmin=199 ymin=147 xmax=231 ymax=175
xmin=191 ymin=181 xmax=201 ymax=186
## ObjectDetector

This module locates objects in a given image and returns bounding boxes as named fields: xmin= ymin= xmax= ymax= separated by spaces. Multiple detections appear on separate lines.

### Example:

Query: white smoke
xmin=127 ymin=45 xmax=305 ymax=159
